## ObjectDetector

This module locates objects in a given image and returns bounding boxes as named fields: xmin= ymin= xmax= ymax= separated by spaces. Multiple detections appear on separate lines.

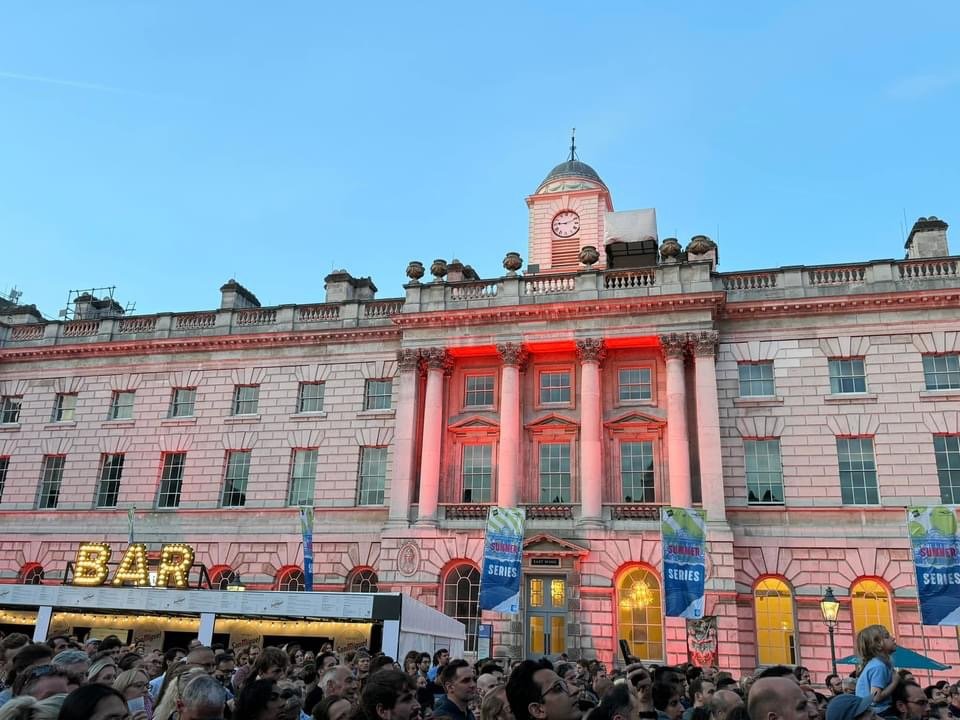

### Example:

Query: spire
xmin=568 ymin=127 xmax=577 ymax=161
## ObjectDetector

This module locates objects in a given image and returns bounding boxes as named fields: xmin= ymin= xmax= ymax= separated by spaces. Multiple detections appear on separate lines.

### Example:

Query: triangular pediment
xmin=604 ymin=408 xmax=667 ymax=428
xmin=522 ymin=533 xmax=590 ymax=556
xmin=448 ymin=415 xmax=500 ymax=431
xmin=525 ymin=413 xmax=577 ymax=430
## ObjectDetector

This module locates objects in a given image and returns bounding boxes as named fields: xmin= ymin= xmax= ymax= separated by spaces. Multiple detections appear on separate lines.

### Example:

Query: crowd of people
xmin=0 ymin=622 xmax=951 ymax=720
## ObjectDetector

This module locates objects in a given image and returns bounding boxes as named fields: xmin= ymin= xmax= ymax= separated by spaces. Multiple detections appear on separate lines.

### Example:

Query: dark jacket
xmin=433 ymin=695 xmax=476 ymax=720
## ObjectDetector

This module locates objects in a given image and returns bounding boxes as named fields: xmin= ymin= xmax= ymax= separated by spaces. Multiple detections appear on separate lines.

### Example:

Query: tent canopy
xmin=836 ymin=646 xmax=951 ymax=671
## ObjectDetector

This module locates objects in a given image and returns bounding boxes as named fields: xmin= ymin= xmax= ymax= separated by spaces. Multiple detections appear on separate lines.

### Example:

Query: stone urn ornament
xmin=578 ymin=245 xmax=600 ymax=267
xmin=430 ymin=258 xmax=448 ymax=282
xmin=687 ymin=235 xmax=716 ymax=255
xmin=503 ymin=251 xmax=523 ymax=276
xmin=659 ymin=238 xmax=682 ymax=262
xmin=405 ymin=261 xmax=425 ymax=284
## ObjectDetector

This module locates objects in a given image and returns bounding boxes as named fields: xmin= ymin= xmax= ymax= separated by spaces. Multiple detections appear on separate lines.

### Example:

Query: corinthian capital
xmin=576 ymin=338 xmax=606 ymax=365
xmin=397 ymin=348 xmax=421 ymax=372
xmin=497 ymin=343 xmax=529 ymax=369
xmin=659 ymin=333 xmax=689 ymax=360
xmin=691 ymin=331 xmax=719 ymax=357
xmin=421 ymin=347 xmax=451 ymax=372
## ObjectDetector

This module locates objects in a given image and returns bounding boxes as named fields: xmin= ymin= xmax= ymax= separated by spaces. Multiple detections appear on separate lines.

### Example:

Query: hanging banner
xmin=479 ymin=507 xmax=526 ymax=613
xmin=908 ymin=506 xmax=960 ymax=625
xmin=299 ymin=507 xmax=315 ymax=592
xmin=661 ymin=507 xmax=706 ymax=618
xmin=687 ymin=616 xmax=718 ymax=666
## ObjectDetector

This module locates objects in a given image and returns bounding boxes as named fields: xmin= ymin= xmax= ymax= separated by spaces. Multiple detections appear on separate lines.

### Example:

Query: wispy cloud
xmin=0 ymin=70 xmax=146 ymax=97
xmin=886 ymin=70 xmax=960 ymax=100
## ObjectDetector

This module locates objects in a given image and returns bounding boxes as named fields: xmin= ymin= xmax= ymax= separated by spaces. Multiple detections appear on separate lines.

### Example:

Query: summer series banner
xmin=661 ymin=507 xmax=706 ymax=619
xmin=479 ymin=507 xmax=526 ymax=613
xmin=908 ymin=506 xmax=960 ymax=625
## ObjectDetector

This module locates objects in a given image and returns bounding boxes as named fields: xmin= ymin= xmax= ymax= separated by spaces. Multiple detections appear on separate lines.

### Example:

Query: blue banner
xmin=299 ymin=507 xmax=314 ymax=592
xmin=479 ymin=507 xmax=525 ymax=613
xmin=662 ymin=507 xmax=706 ymax=618
xmin=909 ymin=506 xmax=960 ymax=625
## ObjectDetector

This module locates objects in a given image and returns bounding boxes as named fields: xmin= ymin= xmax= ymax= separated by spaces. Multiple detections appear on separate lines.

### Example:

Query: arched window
xmin=755 ymin=577 xmax=797 ymax=666
xmin=211 ymin=567 xmax=240 ymax=591
xmin=277 ymin=567 xmax=305 ymax=592
xmin=851 ymin=579 xmax=893 ymax=636
xmin=17 ymin=563 xmax=44 ymax=585
xmin=616 ymin=566 xmax=664 ymax=661
xmin=346 ymin=568 xmax=379 ymax=593
xmin=443 ymin=563 xmax=480 ymax=652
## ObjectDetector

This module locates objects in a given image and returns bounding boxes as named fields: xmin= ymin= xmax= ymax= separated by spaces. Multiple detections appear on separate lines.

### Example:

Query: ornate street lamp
xmin=820 ymin=587 xmax=840 ymax=675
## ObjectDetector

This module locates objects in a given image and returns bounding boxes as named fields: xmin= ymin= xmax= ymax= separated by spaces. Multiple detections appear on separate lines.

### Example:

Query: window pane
xmin=347 ymin=569 xmax=380 ymax=593
xmin=278 ymin=569 xmax=305 ymax=591
xmin=462 ymin=445 xmax=492 ymax=502
xmin=539 ymin=443 xmax=571 ymax=503
xmin=0 ymin=396 xmax=22 ymax=424
xmin=923 ymin=355 xmax=960 ymax=391
xmin=539 ymin=371 xmax=571 ymax=404
xmin=850 ymin=579 xmax=893 ymax=636
xmin=109 ymin=391 xmax=135 ymax=420
xmin=222 ymin=451 xmax=251 ymax=507
xmin=158 ymin=453 xmax=187 ymax=508
xmin=618 ymin=368 xmax=652 ymax=402
xmin=838 ymin=438 xmax=879 ymax=505
xmin=233 ymin=386 xmax=259 ymax=415
xmin=617 ymin=568 xmax=664 ymax=662
xmin=755 ymin=578 xmax=797 ymax=665
xmin=358 ymin=447 xmax=387 ymax=505
xmin=170 ymin=388 xmax=197 ymax=418
xmin=289 ymin=449 xmax=317 ymax=506
xmin=364 ymin=379 xmax=393 ymax=410
xmin=621 ymin=441 xmax=655 ymax=502
xmin=0 ymin=457 xmax=8 ymax=503
xmin=738 ymin=362 xmax=775 ymax=397
xmin=829 ymin=358 xmax=867 ymax=394
xmin=443 ymin=565 xmax=480 ymax=652
xmin=53 ymin=393 xmax=77 ymax=422
xmin=464 ymin=375 xmax=495 ymax=407
xmin=935 ymin=435 xmax=960 ymax=504
xmin=38 ymin=456 xmax=65 ymax=509
xmin=96 ymin=454 xmax=124 ymax=508
xmin=297 ymin=382 xmax=325 ymax=413
xmin=745 ymin=440 xmax=784 ymax=504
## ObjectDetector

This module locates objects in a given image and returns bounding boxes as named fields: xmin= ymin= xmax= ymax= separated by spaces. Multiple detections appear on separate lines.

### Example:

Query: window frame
xmin=232 ymin=385 xmax=260 ymax=416
xmin=737 ymin=361 xmax=776 ymax=397
xmin=617 ymin=366 xmax=654 ymax=405
xmin=618 ymin=439 xmax=657 ymax=504
xmin=52 ymin=393 xmax=78 ymax=422
xmin=277 ymin=567 xmax=306 ymax=592
xmin=463 ymin=373 xmax=496 ymax=410
xmin=442 ymin=563 xmax=481 ymax=652
xmin=754 ymin=576 xmax=798 ymax=666
xmin=616 ymin=565 xmax=665 ymax=663
xmin=828 ymin=357 xmax=867 ymax=395
xmin=363 ymin=378 xmax=393 ymax=411
xmin=156 ymin=452 xmax=187 ymax=509
xmin=923 ymin=354 xmax=960 ymax=391
xmin=95 ymin=453 xmax=125 ymax=508
xmin=537 ymin=441 xmax=572 ymax=504
xmin=297 ymin=382 xmax=326 ymax=414
xmin=0 ymin=395 xmax=23 ymax=424
xmin=288 ymin=448 xmax=318 ymax=506
xmin=108 ymin=390 xmax=136 ymax=420
xmin=169 ymin=387 xmax=197 ymax=418
xmin=837 ymin=436 xmax=880 ymax=505
xmin=536 ymin=366 xmax=574 ymax=408
xmin=37 ymin=455 xmax=66 ymax=510
xmin=935 ymin=435 xmax=960 ymax=505
xmin=346 ymin=568 xmax=380 ymax=593
xmin=221 ymin=450 xmax=252 ymax=508
xmin=460 ymin=443 xmax=494 ymax=503
xmin=0 ymin=456 xmax=9 ymax=503
xmin=357 ymin=446 xmax=388 ymax=506
xmin=744 ymin=438 xmax=785 ymax=505
xmin=850 ymin=577 xmax=894 ymax=638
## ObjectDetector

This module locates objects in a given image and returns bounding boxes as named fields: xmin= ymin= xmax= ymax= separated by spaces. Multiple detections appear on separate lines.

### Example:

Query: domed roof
xmin=540 ymin=159 xmax=606 ymax=188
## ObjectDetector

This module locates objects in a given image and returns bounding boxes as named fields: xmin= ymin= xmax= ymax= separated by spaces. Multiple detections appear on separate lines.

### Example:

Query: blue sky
xmin=1 ymin=2 xmax=958 ymax=317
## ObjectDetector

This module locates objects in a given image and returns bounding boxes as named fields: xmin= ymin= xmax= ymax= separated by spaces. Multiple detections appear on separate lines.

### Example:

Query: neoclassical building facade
xmin=1 ymin=155 xmax=959 ymax=675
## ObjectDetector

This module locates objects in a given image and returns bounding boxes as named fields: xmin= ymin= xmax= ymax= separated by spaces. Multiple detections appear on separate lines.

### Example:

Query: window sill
xmin=43 ymin=421 xmax=77 ymax=430
xmin=615 ymin=399 xmax=656 ymax=408
xmin=0 ymin=423 xmax=21 ymax=432
xmin=919 ymin=390 xmax=960 ymax=402
xmin=824 ymin=393 xmax=877 ymax=404
xmin=290 ymin=412 xmax=327 ymax=421
xmin=357 ymin=409 xmax=395 ymax=419
xmin=733 ymin=396 xmax=784 ymax=407
xmin=224 ymin=415 xmax=261 ymax=424
xmin=101 ymin=420 xmax=135 ymax=428
xmin=161 ymin=417 xmax=198 ymax=426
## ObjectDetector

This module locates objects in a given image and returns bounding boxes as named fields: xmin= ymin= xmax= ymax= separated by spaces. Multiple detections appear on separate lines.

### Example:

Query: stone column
xmin=387 ymin=349 xmax=421 ymax=525
xmin=577 ymin=338 xmax=606 ymax=525
xmin=416 ymin=347 xmax=449 ymax=525
xmin=661 ymin=333 xmax=692 ymax=508
xmin=692 ymin=331 xmax=727 ymax=521
xmin=496 ymin=343 xmax=527 ymax=508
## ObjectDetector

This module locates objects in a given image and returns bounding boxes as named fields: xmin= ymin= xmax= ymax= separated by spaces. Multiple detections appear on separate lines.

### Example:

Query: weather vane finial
xmin=569 ymin=128 xmax=577 ymax=161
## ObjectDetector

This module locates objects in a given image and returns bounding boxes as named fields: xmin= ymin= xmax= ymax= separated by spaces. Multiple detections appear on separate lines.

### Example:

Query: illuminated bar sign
xmin=72 ymin=542 xmax=195 ymax=588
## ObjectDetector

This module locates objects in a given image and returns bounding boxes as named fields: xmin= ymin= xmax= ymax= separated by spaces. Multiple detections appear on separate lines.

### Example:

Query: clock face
xmin=552 ymin=210 xmax=580 ymax=238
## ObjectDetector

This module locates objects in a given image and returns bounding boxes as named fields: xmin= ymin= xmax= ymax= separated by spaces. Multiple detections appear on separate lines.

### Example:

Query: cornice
xmin=720 ymin=289 xmax=960 ymax=320
xmin=394 ymin=292 xmax=726 ymax=329
xmin=0 ymin=327 xmax=401 ymax=363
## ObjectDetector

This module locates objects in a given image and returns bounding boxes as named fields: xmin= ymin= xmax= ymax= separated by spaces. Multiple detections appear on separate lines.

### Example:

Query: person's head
xmin=756 ymin=666 xmax=798 ymax=681
xmin=314 ymin=695 xmax=352 ymax=720
xmin=319 ymin=652 xmax=339 ymax=672
xmin=481 ymin=686 xmax=514 ymax=720
xmin=176 ymin=674 xmax=227 ymax=720
xmin=274 ymin=679 xmax=305 ymax=720
xmin=323 ymin=666 xmax=359 ymax=704
xmin=253 ymin=647 xmax=289 ymax=682
xmin=748 ymin=677 xmax=811 ymax=720
xmin=58 ymin=684 xmax=130 ymax=720
xmin=433 ymin=650 xmax=449 ymax=668
xmin=594 ymin=683 xmax=636 ymax=720
xmin=52 ymin=649 xmax=89 ymax=691
xmin=894 ymin=682 xmax=929 ymax=720
xmin=707 ymin=690 xmax=744 ymax=720
xmin=86 ymin=658 xmax=118 ymax=686
xmin=653 ymin=682 xmax=683 ymax=720
xmin=418 ymin=654 xmax=431 ymax=673
xmin=163 ymin=647 xmax=187 ymax=670
xmin=900 ymin=671 xmax=916 ymax=685
xmin=46 ymin=637 xmax=70 ymax=655
xmin=98 ymin=637 xmax=124 ymax=660
xmin=825 ymin=676 xmax=842 ymax=697
xmin=113 ymin=668 xmax=149 ymax=701
xmin=478 ymin=673 xmax=503 ymax=699
xmin=825 ymin=694 xmax=873 ymax=720
xmin=926 ymin=687 xmax=948 ymax=705
xmin=356 ymin=651 xmax=372 ymax=675
xmin=841 ymin=678 xmax=856 ymax=695
xmin=140 ymin=649 xmax=163 ymax=679
xmin=1 ymin=634 xmax=31 ymax=674
xmin=12 ymin=663 xmax=68 ymax=700
xmin=7 ymin=644 xmax=55 ymax=687
xmin=116 ymin=653 xmax=142 ymax=672
xmin=690 ymin=679 xmax=716 ymax=708
xmin=793 ymin=667 xmax=811 ymax=685
xmin=506 ymin=659 xmax=581 ymax=720
xmin=440 ymin=660 xmax=476 ymax=706
xmin=235 ymin=678 xmax=283 ymax=720
xmin=372 ymin=656 xmax=398 ymax=676
xmin=186 ymin=646 xmax=217 ymax=675
xmin=214 ymin=653 xmax=236 ymax=685
xmin=856 ymin=625 xmax=895 ymax=663
xmin=357 ymin=669 xmax=421 ymax=720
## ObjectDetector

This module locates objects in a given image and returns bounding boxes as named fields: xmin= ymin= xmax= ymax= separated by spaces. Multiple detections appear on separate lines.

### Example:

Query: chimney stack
xmin=220 ymin=280 xmax=261 ymax=310
xmin=905 ymin=216 xmax=950 ymax=259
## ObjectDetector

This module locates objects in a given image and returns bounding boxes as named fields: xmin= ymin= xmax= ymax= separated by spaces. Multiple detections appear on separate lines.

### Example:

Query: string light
xmin=112 ymin=543 xmax=149 ymax=586
xmin=73 ymin=543 xmax=112 ymax=587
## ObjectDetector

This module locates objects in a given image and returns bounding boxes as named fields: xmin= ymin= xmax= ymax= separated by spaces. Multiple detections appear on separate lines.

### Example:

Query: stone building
xmin=1 ymin=154 xmax=959 ymax=676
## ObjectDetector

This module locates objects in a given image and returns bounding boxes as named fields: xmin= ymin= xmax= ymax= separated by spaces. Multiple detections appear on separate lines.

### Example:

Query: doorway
xmin=525 ymin=575 xmax=567 ymax=657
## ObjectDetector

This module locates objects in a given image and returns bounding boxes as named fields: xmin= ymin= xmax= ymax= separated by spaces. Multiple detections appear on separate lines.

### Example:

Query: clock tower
xmin=526 ymin=135 xmax=613 ymax=273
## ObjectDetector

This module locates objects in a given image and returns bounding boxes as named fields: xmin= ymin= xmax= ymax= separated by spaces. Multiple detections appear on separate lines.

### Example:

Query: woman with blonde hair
xmin=0 ymin=693 xmax=66 ymax=720
xmin=114 ymin=668 xmax=152 ymax=720
xmin=153 ymin=666 xmax=206 ymax=720
xmin=86 ymin=657 xmax=118 ymax=686
xmin=480 ymin=685 xmax=513 ymax=720
xmin=854 ymin=624 xmax=899 ymax=717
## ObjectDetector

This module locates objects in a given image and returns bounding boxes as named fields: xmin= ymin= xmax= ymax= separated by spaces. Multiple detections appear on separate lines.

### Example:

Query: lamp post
xmin=820 ymin=586 xmax=840 ymax=675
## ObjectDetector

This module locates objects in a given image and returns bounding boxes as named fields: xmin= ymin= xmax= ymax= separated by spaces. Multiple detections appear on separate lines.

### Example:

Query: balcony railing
xmin=608 ymin=503 xmax=664 ymax=521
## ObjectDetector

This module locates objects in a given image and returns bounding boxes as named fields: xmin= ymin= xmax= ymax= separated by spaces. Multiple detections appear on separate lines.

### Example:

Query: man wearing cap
xmin=826 ymin=694 xmax=875 ymax=720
